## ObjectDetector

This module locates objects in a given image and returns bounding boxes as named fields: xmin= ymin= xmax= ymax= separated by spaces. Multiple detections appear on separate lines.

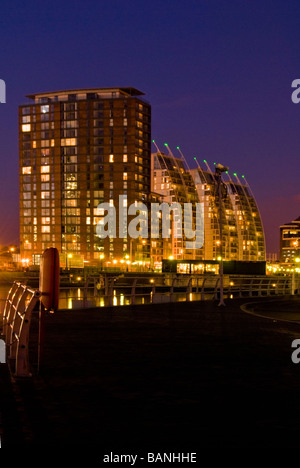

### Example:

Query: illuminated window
xmin=61 ymin=138 xmax=77 ymax=146
xmin=41 ymin=105 xmax=49 ymax=114
xmin=109 ymin=154 xmax=114 ymax=163
xmin=41 ymin=217 xmax=50 ymax=225
xmin=41 ymin=226 xmax=50 ymax=233
xmin=123 ymin=154 xmax=128 ymax=162
xmin=95 ymin=207 xmax=105 ymax=215
xmin=41 ymin=192 xmax=50 ymax=199
xmin=51 ymin=139 xmax=55 ymax=147
xmin=22 ymin=166 xmax=31 ymax=174
xmin=109 ymin=199 xmax=114 ymax=206
xmin=41 ymin=174 xmax=50 ymax=182
xmin=123 ymin=172 xmax=127 ymax=181
xmin=41 ymin=140 xmax=49 ymax=147
xmin=22 ymin=124 xmax=31 ymax=132
xmin=41 ymin=166 xmax=50 ymax=173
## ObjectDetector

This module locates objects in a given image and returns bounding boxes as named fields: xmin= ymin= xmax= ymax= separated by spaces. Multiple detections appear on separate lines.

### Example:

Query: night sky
xmin=0 ymin=0 xmax=299 ymax=254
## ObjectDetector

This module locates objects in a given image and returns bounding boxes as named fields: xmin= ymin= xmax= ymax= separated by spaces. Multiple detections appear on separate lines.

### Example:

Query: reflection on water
xmin=59 ymin=287 xmax=211 ymax=309
xmin=0 ymin=283 xmax=215 ymax=312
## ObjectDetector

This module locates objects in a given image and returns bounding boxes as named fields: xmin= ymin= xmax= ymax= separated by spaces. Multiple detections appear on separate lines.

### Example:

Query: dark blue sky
xmin=0 ymin=0 xmax=299 ymax=254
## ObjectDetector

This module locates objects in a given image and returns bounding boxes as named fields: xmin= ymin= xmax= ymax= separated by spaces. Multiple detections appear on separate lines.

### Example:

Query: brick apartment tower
xmin=19 ymin=88 xmax=151 ymax=267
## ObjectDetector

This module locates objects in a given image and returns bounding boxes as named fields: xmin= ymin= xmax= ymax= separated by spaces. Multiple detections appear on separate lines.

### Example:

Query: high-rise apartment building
xmin=19 ymin=87 xmax=151 ymax=266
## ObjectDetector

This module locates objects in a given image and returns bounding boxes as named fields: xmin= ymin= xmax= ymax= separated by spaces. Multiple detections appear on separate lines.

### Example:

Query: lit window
xmin=22 ymin=166 xmax=31 ymax=174
xmin=51 ymin=139 xmax=55 ymax=147
xmin=41 ymin=217 xmax=50 ymax=225
xmin=123 ymin=154 xmax=128 ymax=162
xmin=123 ymin=172 xmax=127 ymax=180
xmin=22 ymin=124 xmax=31 ymax=132
xmin=96 ymin=207 xmax=105 ymax=215
xmin=41 ymin=105 xmax=49 ymax=114
xmin=41 ymin=166 xmax=50 ymax=173
xmin=61 ymin=138 xmax=77 ymax=146
xmin=109 ymin=199 xmax=114 ymax=206
xmin=41 ymin=174 xmax=50 ymax=182
xmin=41 ymin=226 xmax=50 ymax=233
xmin=109 ymin=154 xmax=114 ymax=163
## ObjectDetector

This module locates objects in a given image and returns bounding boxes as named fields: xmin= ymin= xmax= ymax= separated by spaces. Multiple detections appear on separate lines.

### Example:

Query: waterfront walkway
xmin=1 ymin=295 xmax=300 ymax=452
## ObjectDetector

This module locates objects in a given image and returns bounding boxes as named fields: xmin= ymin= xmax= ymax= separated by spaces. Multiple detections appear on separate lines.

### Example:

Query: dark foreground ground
xmin=1 ymin=295 xmax=300 ymax=456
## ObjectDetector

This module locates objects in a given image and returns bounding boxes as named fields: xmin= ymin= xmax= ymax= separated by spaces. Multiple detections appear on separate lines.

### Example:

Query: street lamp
xmin=214 ymin=163 xmax=229 ymax=307
xmin=129 ymin=238 xmax=134 ymax=268
xmin=100 ymin=254 xmax=104 ymax=270
xmin=66 ymin=253 xmax=72 ymax=270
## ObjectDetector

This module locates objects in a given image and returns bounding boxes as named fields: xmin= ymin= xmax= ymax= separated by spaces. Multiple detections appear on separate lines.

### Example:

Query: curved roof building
xmin=151 ymin=148 xmax=265 ymax=263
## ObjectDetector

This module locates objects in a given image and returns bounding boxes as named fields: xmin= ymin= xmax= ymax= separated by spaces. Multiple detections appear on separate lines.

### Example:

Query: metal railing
xmin=2 ymin=281 xmax=41 ymax=377
xmin=60 ymin=274 xmax=296 ymax=309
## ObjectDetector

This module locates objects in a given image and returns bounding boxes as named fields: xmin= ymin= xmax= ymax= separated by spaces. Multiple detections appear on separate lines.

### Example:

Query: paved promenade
xmin=1 ymin=296 xmax=300 ymax=454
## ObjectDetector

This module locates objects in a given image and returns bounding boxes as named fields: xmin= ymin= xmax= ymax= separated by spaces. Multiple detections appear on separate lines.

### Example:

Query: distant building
xmin=280 ymin=217 xmax=300 ymax=262
xmin=19 ymin=87 xmax=151 ymax=267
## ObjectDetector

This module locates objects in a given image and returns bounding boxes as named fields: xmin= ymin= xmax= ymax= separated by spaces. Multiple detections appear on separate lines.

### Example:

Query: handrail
xmin=2 ymin=281 xmax=41 ymax=377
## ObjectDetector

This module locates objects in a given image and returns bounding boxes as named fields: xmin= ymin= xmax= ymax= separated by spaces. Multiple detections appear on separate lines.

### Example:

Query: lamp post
xmin=214 ymin=163 xmax=229 ymax=307
xmin=66 ymin=253 xmax=72 ymax=270
xmin=130 ymin=238 xmax=134 ymax=267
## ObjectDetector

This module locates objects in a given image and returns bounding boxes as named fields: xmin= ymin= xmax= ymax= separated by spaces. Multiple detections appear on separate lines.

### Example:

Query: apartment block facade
xmin=19 ymin=87 xmax=151 ymax=267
